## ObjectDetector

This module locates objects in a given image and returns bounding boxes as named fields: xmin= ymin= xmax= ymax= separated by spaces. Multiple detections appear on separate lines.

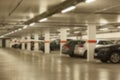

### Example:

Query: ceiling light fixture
xmin=11 ymin=31 xmax=14 ymax=34
xmin=99 ymin=28 xmax=109 ymax=31
xmin=117 ymin=26 xmax=120 ymax=28
xmin=85 ymin=0 xmax=95 ymax=3
xmin=29 ymin=22 xmax=35 ymax=26
xmin=18 ymin=28 xmax=22 ymax=31
xmin=39 ymin=18 xmax=48 ymax=22
xmin=0 ymin=36 xmax=4 ymax=38
xmin=66 ymin=28 xmax=70 ymax=31
xmin=61 ymin=6 xmax=76 ymax=13
xmin=23 ymin=25 xmax=28 ymax=29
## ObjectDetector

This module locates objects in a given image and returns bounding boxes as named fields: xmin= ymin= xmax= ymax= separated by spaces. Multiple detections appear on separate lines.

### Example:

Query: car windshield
xmin=97 ymin=41 xmax=113 ymax=45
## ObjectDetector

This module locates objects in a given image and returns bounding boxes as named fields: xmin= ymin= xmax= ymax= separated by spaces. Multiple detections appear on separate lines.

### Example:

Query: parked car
xmin=12 ymin=44 xmax=21 ymax=49
xmin=94 ymin=44 xmax=120 ymax=63
xmin=39 ymin=42 xmax=45 ymax=51
xmin=39 ymin=40 xmax=60 ymax=52
xmin=62 ymin=40 xmax=85 ymax=57
xmin=74 ymin=40 xmax=113 ymax=58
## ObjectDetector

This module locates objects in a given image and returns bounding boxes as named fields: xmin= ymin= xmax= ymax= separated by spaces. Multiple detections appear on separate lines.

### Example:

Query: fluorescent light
xmin=85 ymin=0 xmax=95 ymax=3
xmin=66 ymin=28 xmax=70 ymax=31
xmin=0 ymin=36 xmax=4 ymax=38
xmin=29 ymin=22 xmax=35 ymax=26
xmin=61 ymin=6 xmax=76 ymax=13
xmin=117 ymin=26 xmax=120 ymax=28
xmin=99 ymin=28 xmax=109 ymax=31
xmin=23 ymin=25 xmax=28 ymax=29
xmin=11 ymin=31 xmax=14 ymax=34
xmin=39 ymin=18 xmax=48 ymax=22
xmin=18 ymin=28 xmax=22 ymax=31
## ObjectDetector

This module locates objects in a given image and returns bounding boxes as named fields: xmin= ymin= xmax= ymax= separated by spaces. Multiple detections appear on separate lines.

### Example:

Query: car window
xmin=77 ymin=41 xmax=86 ymax=45
xmin=70 ymin=41 xmax=78 ymax=46
xmin=105 ymin=41 xmax=113 ymax=44
xmin=97 ymin=41 xmax=113 ymax=45
xmin=66 ymin=41 xmax=72 ymax=44
xmin=97 ymin=41 xmax=104 ymax=45
xmin=68 ymin=40 xmax=85 ymax=46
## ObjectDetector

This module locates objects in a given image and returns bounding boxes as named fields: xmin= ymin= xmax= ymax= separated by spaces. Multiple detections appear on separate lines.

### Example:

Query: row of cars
xmin=11 ymin=39 xmax=60 ymax=51
xmin=62 ymin=40 xmax=120 ymax=64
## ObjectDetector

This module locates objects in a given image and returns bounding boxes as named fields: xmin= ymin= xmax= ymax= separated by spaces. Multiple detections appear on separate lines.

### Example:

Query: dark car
xmin=62 ymin=40 xmax=85 ymax=57
xmin=39 ymin=40 xmax=60 ymax=52
xmin=94 ymin=44 xmax=120 ymax=64
xmin=12 ymin=44 xmax=21 ymax=49
xmin=39 ymin=42 xmax=44 ymax=51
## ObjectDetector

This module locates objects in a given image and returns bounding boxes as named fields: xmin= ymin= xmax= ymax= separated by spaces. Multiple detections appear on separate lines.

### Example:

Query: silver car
xmin=74 ymin=40 xmax=113 ymax=58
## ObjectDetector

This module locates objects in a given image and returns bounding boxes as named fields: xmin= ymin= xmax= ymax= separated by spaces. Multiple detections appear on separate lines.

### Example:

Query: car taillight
xmin=64 ymin=46 xmax=70 ymax=49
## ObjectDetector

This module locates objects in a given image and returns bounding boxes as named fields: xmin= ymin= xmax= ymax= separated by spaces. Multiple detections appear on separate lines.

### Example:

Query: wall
xmin=82 ymin=32 xmax=120 ymax=40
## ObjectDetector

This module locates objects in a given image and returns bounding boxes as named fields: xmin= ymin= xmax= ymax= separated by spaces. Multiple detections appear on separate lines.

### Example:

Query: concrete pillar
xmin=34 ymin=33 xmax=39 ymax=51
xmin=60 ymin=28 xmax=67 ymax=55
xmin=27 ymin=34 xmax=31 ymax=51
xmin=21 ymin=36 xmax=25 ymax=50
xmin=44 ymin=29 xmax=50 ymax=54
xmin=87 ymin=24 xmax=96 ymax=62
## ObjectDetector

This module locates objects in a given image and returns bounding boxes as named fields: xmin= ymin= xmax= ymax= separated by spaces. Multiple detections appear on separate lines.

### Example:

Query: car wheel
xmin=83 ymin=51 xmax=87 ymax=58
xmin=98 ymin=50 xmax=108 ymax=63
xmin=110 ymin=53 xmax=120 ymax=63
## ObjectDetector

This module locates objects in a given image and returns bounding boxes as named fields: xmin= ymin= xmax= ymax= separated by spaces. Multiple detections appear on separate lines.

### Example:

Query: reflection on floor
xmin=0 ymin=48 xmax=120 ymax=80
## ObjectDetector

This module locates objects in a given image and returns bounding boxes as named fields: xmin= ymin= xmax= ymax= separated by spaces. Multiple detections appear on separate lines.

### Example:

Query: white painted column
xmin=34 ymin=33 xmax=39 ymax=51
xmin=21 ymin=36 xmax=25 ymax=50
xmin=27 ymin=34 xmax=31 ymax=51
xmin=87 ymin=24 xmax=96 ymax=62
xmin=60 ymin=28 xmax=67 ymax=55
xmin=44 ymin=29 xmax=50 ymax=54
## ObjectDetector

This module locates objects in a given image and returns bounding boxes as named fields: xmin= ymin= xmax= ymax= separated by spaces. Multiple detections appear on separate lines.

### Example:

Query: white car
xmin=74 ymin=40 xmax=113 ymax=58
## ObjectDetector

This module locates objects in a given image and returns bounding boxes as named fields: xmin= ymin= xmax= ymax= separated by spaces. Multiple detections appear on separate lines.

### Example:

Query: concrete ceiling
xmin=0 ymin=0 xmax=120 ymax=38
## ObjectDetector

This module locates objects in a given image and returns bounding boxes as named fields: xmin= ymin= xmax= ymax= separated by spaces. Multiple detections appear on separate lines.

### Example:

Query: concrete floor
xmin=0 ymin=49 xmax=120 ymax=80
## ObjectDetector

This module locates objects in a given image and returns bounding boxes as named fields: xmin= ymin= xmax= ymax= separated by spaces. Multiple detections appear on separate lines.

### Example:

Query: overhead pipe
xmin=8 ymin=0 xmax=24 ymax=16
xmin=24 ymin=0 xmax=85 ymax=25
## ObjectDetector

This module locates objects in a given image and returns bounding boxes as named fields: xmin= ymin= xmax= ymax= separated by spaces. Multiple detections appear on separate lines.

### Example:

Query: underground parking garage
xmin=0 ymin=0 xmax=120 ymax=80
